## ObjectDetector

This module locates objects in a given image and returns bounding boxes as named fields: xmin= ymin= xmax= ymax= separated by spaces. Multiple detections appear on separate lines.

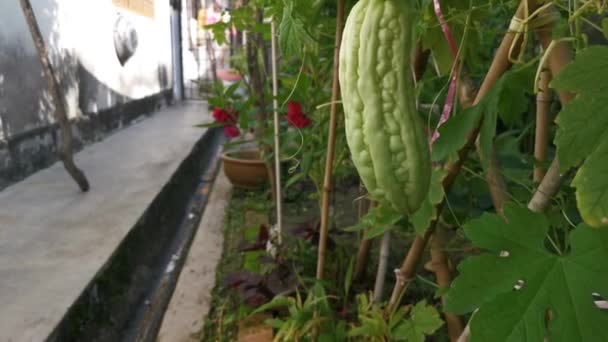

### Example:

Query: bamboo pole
xmin=270 ymin=20 xmax=283 ymax=243
xmin=534 ymin=70 xmax=551 ymax=182
xmin=19 ymin=0 xmax=90 ymax=192
xmin=386 ymin=0 xmax=537 ymax=314
xmin=527 ymin=26 xmax=575 ymax=213
xmin=373 ymin=231 xmax=391 ymax=303
xmin=429 ymin=233 xmax=464 ymax=341
xmin=316 ymin=0 xmax=345 ymax=280
xmin=353 ymin=200 xmax=375 ymax=281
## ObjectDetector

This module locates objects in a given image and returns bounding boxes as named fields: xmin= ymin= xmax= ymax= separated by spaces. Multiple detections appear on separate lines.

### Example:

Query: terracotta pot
xmin=221 ymin=149 xmax=269 ymax=189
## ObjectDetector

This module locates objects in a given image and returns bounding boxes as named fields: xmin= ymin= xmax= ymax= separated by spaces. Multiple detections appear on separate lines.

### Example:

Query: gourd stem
xmin=316 ymin=0 xmax=345 ymax=280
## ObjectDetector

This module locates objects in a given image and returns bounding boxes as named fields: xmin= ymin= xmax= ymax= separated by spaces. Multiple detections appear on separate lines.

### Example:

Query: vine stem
xmin=386 ymin=0 xmax=538 ymax=315
xmin=316 ymin=0 xmax=345 ymax=280
xmin=19 ymin=0 xmax=90 ymax=192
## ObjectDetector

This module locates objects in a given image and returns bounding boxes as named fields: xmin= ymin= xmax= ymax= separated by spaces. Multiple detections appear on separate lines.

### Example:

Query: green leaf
xmin=432 ymin=105 xmax=482 ymax=162
xmin=278 ymin=3 xmax=311 ymax=57
xmin=285 ymin=172 xmax=305 ymax=189
xmin=223 ymin=81 xmax=242 ymax=97
xmin=433 ymin=65 xmax=533 ymax=165
xmin=603 ymin=18 xmax=608 ymax=40
xmin=364 ymin=225 xmax=393 ymax=240
xmin=571 ymin=139 xmax=608 ymax=228
xmin=252 ymin=295 xmax=292 ymax=315
xmin=445 ymin=203 xmax=608 ymax=342
xmin=410 ymin=168 xmax=446 ymax=234
xmin=552 ymin=46 xmax=608 ymax=227
xmin=478 ymin=65 xmax=534 ymax=168
xmin=344 ymin=257 xmax=354 ymax=298
xmin=392 ymin=301 xmax=443 ymax=342
xmin=343 ymin=204 xmax=403 ymax=235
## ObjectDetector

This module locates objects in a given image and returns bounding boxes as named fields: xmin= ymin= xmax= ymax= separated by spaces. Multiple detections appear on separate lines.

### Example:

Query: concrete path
xmin=157 ymin=170 xmax=231 ymax=342
xmin=0 ymin=101 xmax=210 ymax=342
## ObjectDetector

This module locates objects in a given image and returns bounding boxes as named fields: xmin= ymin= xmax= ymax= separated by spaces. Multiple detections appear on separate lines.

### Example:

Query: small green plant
xmin=253 ymin=282 xmax=348 ymax=341
xmin=349 ymin=293 xmax=443 ymax=342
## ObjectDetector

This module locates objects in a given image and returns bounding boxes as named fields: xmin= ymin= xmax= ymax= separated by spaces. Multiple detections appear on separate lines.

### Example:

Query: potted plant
xmin=201 ymin=78 xmax=315 ymax=190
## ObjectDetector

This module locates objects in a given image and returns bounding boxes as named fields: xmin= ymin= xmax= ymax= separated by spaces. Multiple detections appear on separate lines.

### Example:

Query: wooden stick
xmin=19 ymin=0 xmax=90 ymax=192
xmin=526 ymin=26 xmax=575 ymax=212
xmin=534 ymin=69 xmax=551 ymax=182
xmin=353 ymin=200 xmax=374 ymax=281
xmin=373 ymin=231 xmax=391 ymax=303
xmin=316 ymin=0 xmax=345 ymax=280
xmin=430 ymin=232 xmax=464 ymax=341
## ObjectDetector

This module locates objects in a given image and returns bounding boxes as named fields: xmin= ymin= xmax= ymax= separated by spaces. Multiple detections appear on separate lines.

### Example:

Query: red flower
xmin=213 ymin=107 xmax=232 ymax=123
xmin=287 ymin=112 xmax=312 ymax=128
xmin=288 ymin=101 xmax=303 ymax=116
xmin=223 ymin=125 xmax=241 ymax=138
xmin=286 ymin=101 xmax=312 ymax=128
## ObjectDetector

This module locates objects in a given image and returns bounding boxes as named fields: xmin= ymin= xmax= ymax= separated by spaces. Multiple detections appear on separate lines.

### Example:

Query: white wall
xmin=0 ymin=0 xmax=174 ymax=138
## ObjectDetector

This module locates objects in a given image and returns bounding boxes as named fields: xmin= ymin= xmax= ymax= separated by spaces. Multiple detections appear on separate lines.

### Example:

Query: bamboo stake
xmin=386 ymin=0 xmax=537 ymax=314
xmin=429 ymin=233 xmax=464 ymax=341
xmin=373 ymin=231 xmax=391 ymax=303
xmin=316 ymin=0 xmax=345 ymax=280
xmin=527 ymin=27 xmax=575 ymax=213
xmin=270 ymin=20 xmax=283 ymax=244
xmin=534 ymin=69 xmax=551 ymax=182
xmin=19 ymin=0 xmax=90 ymax=192
xmin=353 ymin=200 xmax=375 ymax=281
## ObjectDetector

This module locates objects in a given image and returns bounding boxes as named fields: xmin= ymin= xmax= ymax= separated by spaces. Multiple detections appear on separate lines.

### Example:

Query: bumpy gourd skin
xmin=339 ymin=0 xmax=431 ymax=214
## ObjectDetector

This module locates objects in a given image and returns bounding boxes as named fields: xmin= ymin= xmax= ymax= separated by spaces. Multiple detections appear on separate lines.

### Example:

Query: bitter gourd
xmin=339 ymin=0 xmax=431 ymax=214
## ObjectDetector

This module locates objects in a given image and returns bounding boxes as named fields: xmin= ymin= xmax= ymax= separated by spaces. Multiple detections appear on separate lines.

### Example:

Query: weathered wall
xmin=0 ymin=0 xmax=175 ymax=188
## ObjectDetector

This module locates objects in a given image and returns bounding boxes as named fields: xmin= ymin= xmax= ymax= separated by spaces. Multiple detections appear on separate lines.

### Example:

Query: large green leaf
xmin=552 ymin=46 xmax=608 ymax=227
xmin=445 ymin=203 xmax=608 ymax=342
